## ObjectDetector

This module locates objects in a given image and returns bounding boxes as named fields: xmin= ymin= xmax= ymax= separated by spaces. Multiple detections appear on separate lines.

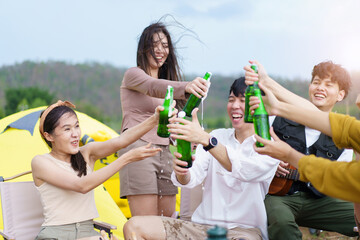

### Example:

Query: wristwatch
xmin=203 ymin=136 xmax=218 ymax=151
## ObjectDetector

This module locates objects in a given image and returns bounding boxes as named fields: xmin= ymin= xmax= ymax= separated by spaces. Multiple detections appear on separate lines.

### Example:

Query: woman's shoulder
xmin=123 ymin=67 xmax=151 ymax=86
xmin=124 ymin=67 xmax=145 ymax=77
xmin=31 ymin=154 xmax=51 ymax=169
xmin=32 ymin=153 xmax=48 ymax=162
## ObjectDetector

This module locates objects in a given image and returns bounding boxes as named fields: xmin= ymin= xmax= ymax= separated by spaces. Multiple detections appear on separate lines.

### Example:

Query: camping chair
xmin=0 ymin=176 xmax=116 ymax=240
xmin=179 ymin=184 xmax=203 ymax=221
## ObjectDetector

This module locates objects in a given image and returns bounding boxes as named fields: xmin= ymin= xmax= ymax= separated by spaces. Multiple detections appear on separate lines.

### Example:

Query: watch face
xmin=210 ymin=137 xmax=218 ymax=146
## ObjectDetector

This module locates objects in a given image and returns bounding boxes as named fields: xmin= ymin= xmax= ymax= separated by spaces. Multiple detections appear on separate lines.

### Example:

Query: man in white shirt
xmin=122 ymin=77 xmax=280 ymax=240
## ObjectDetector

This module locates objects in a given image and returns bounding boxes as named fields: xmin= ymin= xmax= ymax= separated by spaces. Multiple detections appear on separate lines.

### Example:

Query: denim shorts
xmin=35 ymin=220 xmax=100 ymax=240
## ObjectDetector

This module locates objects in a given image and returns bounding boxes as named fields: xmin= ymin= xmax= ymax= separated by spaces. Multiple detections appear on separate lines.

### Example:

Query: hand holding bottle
xmin=243 ymin=60 xmax=271 ymax=87
xmin=252 ymin=81 xmax=271 ymax=147
xmin=183 ymin=72 xmax=212 ymax=117
xmin=172 ymin=151 xmax=194 ymax=174
xmin=249 ymin=82 xmax=281 ymax=117
xmin=168 ymin=108 xmax=209 ymax=146
xmin=184 ymin=75 xmax=210 ymax=99
xmin=154 ymin=100 xmax=177 ymax=121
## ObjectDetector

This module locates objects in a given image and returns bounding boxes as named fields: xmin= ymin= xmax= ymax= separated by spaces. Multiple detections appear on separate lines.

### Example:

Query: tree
xmin=5 ymin=87 xmax=54 ymax=115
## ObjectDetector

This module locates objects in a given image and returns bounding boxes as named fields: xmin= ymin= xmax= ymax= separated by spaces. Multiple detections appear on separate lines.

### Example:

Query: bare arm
xmin=253 ymin=127 xmax=304 ymax=168
xmin=32 ymin=143 xmax=161 ymax=193
xmin=168 ymin=108 xmax=232 ymax=171
xmin=244 ymin=60 xmax=317 ymax=110
xmin=84 ymin=103 xmax=176 ymax=164
xmin=250 ymin=82 xmax=332 ymax=137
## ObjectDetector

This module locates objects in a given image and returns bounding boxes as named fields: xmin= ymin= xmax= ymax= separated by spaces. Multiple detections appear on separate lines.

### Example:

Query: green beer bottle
xmin=182 ymin=72 xmax=212 ymax=117
xmin=252 ymin=81 xmax=271 ymax=147
xmin=244 ymin=64 xmax=258 ymax=123
xmin=157 ymin=85 xmax=174 ymax=138
xmin=176 ymin=111 xmax=192 ymax=168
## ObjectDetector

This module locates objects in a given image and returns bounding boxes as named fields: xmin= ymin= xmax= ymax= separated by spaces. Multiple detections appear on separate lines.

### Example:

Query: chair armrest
xmin=0 ymin=229 xmax=14 ymax=240
xmin=93 ymin=220 xmax=117 ymax=238
xmin=94 ymin=220 xmax=117 ymax=230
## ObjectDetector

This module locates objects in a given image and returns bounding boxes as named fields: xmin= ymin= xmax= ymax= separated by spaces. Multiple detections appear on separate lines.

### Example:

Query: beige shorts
xmin=35 ymin=220 xmax=100 ymax=240
xmin=119 ymin=139 xmax=178 ymax=198
xmin=160 ymin=217 xmax=262 ymax=240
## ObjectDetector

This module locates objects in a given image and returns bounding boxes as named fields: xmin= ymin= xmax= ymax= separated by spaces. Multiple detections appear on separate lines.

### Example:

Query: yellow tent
xmin=0 ymin=106 xmax=181 ymax=238
xmin=0 ymin=107 xmax=128 ymax=238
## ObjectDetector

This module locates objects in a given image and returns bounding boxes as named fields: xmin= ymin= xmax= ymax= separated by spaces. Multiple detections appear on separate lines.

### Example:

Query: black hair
xmin=229 ymin=77 xmax=247 ymax=97
xmin=136 ymin=15 xmax=200 ymax=109
xmin=41 ymin=106 xmax=87 ymax=177
xmin=137 ymin=22 xmax=181 ymax=82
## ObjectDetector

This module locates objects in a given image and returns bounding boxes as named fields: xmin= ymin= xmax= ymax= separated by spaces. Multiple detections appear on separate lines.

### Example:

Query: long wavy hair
xmin=41 ymin=106 xmax=87 ymax=177
xmin=137 ymin=22 xmax=182 ymax=82
xmin=137 ymin=21 xmax=188 ymax=108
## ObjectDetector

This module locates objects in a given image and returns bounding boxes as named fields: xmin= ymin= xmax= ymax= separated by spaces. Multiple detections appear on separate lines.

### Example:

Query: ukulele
xmin=268 ymin=165 xmax=300 ymax=196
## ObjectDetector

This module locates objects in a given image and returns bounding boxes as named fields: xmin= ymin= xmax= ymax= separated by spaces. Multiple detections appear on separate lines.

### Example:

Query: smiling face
xmin=45 ymin=112 xmax=81 ymax=156
xmin=227 ymin=92 xmax=254 ymax=133
xmin=308 ymin=75 xmax=345 ymax=112
xmin=146 ymin=31 xmax=169 ymax=76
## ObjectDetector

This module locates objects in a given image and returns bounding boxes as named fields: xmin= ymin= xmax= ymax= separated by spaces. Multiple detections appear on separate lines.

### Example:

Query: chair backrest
xmin=179 ymin=184 xmax=203 ymax=221
xmin=0 ymin=181 xmax=44 ymax=240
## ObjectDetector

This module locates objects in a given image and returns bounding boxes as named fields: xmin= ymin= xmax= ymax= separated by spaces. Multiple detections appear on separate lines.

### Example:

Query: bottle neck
xmin=253 ymin=82 xmax=267 ymax=114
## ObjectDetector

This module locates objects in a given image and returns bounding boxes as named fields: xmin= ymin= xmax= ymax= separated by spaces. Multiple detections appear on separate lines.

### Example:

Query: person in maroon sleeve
xmin=119 ymin=20 xmax=209 ymax=217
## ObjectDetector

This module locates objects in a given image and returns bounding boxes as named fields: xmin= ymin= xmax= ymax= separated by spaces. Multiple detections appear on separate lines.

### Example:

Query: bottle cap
xmin=204 ymin=72 xmax=212 ymax=81
xmin=178 ymin=111 xmax=186 ymax=118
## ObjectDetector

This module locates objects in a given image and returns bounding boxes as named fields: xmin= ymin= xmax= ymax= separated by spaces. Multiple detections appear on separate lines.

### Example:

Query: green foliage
xmin=0 ymin=107 xmax=5 ymax=119
xmin=31 ymin=98 xmax=48 ymax=108
xmin=204 ymin=116 xmax=230 ymax=129
xmin=0 ymin=61 xmax=126 ymax=130
xmin=16 ymin=98 xmax=29 ymax=112
xmin=1 ymin=60 xmax=359 ymax=133
xmin=4 ymin=87 xmax=54 ymax=115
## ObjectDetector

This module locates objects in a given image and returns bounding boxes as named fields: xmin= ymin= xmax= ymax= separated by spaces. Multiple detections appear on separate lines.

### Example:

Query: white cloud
xmin=1 ymin=0 xmax=360 ymax=78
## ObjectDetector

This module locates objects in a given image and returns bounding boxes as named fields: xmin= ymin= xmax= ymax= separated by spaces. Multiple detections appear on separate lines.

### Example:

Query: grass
xmin=300 ymin=227 xmax=358 ymax=240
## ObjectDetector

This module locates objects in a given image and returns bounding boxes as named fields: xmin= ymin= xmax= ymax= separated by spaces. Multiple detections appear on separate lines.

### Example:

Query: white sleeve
xmin=227 ymin=144 xmax=279 ymax=183
xmin=337 ymin=148 xmax=353 ymax=162
xmin=269 ymin=115 xmax=276 ymax=126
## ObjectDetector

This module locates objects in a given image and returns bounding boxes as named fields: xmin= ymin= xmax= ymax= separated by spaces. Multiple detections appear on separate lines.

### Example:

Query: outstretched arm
xmin=253 ymin=127 xmax=304 ymax=168
xmin=244 ymin=60 xmax=317 ymax=110
xmin=32 ymin=143 xmax=161 ymax=193
xmin=250 ymin=82 xmax=332 ymax=137
xmin=84 ymin=102 xmax=176 ymax=163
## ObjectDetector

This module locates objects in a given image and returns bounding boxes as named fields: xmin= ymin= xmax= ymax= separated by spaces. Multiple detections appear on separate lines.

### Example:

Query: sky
xmin=1 ymin=0 xmax=360 ymax=80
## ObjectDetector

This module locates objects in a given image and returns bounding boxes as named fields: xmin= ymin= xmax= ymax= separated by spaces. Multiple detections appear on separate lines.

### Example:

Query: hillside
xmin=1 ymin=61 xmax=359 ymax=131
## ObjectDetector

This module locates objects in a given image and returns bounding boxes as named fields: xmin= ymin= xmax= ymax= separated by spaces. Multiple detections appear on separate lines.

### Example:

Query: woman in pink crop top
xmin=32 ymin=100 xmax=163 ymax=239
xmin=119 ymin=21 xmax=209 ymax=217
